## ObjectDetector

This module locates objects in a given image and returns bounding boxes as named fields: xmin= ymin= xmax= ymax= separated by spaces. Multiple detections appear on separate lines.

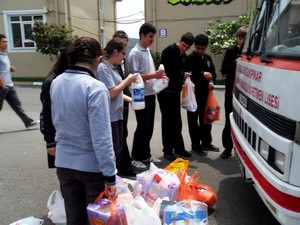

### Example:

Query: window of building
xmin=3 ymin=10 xmax=46 ymax=52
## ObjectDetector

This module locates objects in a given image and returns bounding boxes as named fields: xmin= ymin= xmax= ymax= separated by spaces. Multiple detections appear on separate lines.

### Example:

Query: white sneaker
xmin=150 ymin=156 xmax=162 ymax=165
xmin=26 ymin=120 xmax=40 ymax=129
xmin=142 ymin=156 xmax=162 ymax=165
xmin=131 ymin=160 xmax=147 ymax=171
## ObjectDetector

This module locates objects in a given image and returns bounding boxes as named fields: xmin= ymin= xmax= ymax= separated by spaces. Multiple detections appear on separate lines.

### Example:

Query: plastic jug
xmin=131 ymin=71 xmax=145 ymax=110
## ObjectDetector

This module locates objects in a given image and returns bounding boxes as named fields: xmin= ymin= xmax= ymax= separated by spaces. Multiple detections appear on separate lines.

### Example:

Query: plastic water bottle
xmin=158 ymin=64 xmax=165 ymax=71
xmin=131 ymin=71 xmax=145 ymax=110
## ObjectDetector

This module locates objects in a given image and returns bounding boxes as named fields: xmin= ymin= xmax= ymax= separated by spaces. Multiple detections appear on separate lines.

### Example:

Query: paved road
xmin=0 ymin=85 xmax=280 ymax=225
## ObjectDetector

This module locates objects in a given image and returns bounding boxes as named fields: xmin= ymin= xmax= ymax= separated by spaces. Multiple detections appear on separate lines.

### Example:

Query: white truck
xmin=230 ymin=0 xmax=300 ymax=224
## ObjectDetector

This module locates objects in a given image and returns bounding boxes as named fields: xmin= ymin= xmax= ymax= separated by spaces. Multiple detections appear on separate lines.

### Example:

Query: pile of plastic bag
xmin=87 ymin=158 xmax=217 ymax=225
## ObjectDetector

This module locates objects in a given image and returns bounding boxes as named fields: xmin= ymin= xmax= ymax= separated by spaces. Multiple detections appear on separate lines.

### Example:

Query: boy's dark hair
xmin=139 ymin=22 xmax=156 ymax=38
xmin=181 ymin=32 xmax=194 ymax=46
xmin=113 ymin=30 xmax=128 ymax=41
xmin=235 ymin=26 xmax=248 ymax=38
xmin=0 ymin=34 xmax=7 ymax=40
xmin=194 ymin=34 xmax=209 ymax=46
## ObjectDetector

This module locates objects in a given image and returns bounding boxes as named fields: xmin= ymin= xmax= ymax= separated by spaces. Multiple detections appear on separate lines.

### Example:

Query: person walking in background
xmin=50 ymin=37 xmax=117 ymax=225
xmin=128 ymin=22 xmax=165 ymax=167
xmin=0 ymin=34 xmax=39 ymax=129
xmin=220 ymin=26 xmax=247 ymax=159
xmin=96 ymin=38 xmax=137 ymax=176
xmin=158 ymin=32 xmax=195 ymax=161
xmin=186 ymin=34 xmax=219 ymax=154
xmin=40 ymin=39 xmax=73 ymax=168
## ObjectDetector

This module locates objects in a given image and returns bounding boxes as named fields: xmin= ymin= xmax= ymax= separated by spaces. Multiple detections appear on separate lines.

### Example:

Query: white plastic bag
xmin=122 ymin=195 xmax=161 ymax=225
xmin=9 ymin=216 xmax=43 ymax=225
xmin=47 ymin=190 xmax=66 ymax=224
xmin=152 ymin=76 xmax=169 ymax=93
xmin=181 ymin=77 xmax=197 ymax=112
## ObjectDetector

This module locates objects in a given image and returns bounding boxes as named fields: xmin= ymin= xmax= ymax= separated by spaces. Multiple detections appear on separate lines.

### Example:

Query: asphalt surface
xmin=0 ymin=85 xmax=280 ymax=225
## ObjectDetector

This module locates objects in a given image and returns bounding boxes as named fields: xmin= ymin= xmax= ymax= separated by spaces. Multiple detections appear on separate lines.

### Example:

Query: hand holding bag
xmin=204 ymin=89 xmax=220 ymax=124
xmin=88 ymin=192 xmax=127 ymax=225
xmin=152 ymin=76 xmax=169 ymax=94
xmin=181 ymin=77 xmax=197 ymax=112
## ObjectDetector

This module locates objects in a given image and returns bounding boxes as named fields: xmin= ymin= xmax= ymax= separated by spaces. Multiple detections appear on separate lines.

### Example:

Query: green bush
xmin=31 ymin=21 xmax=73 ymax=58
xmin=205 ymin=13 xmax=251 ymax=55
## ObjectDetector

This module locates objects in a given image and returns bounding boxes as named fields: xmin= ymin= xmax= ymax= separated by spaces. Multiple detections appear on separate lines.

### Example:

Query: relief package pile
xmin=87 ymin=159 xmax=217 ymax=225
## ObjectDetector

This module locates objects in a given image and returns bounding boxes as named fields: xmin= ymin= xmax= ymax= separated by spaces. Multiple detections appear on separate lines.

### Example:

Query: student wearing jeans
xmin=0 ymin=34 xmax=39 ymax=129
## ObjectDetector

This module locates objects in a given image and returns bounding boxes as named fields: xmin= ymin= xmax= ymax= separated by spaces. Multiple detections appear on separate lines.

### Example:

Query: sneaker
xmin=164 ymin=153 xmax=177 ymax=161
xmin=26 ymin=120 xmax=40 ymax=129
xmin=131 ymin=160 xmax=147 ymax=171
xmin=175 ymin=150 xmax=192 ymax=158
xmin=221 ymin=150 xmax=232 ymax=159
xmin=202 ymin=144 xmax=220 ymax=152
xmin=142 ymin=156 xmax=162 ymax=165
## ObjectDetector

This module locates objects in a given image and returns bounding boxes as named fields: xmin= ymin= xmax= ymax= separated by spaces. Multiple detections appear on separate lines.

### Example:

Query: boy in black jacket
xmin=220 ymin=26 xmax=247 ymax=159
xmin=158 ymin=32 xmax=195 ymax=161
xmin=186 ymin=34 xmax=219 ymax=154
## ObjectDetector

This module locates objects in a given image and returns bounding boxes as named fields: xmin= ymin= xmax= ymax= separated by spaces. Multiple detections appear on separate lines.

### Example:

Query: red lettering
xmin=265 ymin=93 xmax=280 ymax=110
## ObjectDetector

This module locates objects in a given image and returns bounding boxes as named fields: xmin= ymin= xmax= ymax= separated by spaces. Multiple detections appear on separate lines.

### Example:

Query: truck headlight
xmin=259 ymin=138 xmax=285 ymax=174
xmin=274 ymin=151 xmax=285 ymax=174
xmin=259 ymin=139 xmax=269 ymax=161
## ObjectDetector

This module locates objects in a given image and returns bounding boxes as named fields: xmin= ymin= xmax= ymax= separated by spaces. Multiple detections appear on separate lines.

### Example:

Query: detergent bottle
xmin=131 ymin=71 xmax=145 ymax=110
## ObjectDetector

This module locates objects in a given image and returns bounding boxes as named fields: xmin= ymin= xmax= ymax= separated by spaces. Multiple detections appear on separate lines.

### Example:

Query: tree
xmin=204 ymin=13 xmax=251 ymax=55
xmin=31 ymin=21 xmax=73 ymax=59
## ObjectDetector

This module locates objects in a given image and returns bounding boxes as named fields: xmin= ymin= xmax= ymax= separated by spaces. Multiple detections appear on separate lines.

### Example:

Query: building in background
xmin=0 ymin=0 xmax=120 ymax=77
xmin=145 ymin=0 xmax=254 ymax=78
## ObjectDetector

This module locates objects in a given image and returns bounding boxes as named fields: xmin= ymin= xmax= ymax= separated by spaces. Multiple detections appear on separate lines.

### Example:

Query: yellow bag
xmin=164 ymin=158 xmax=189 ymax=173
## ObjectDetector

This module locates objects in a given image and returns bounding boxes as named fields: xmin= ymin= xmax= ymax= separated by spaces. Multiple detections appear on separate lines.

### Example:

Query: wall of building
xmin=144 ymin=0 xmax=254 ymax=78
xmin=0 ymin=0 xmax=118 ymax=78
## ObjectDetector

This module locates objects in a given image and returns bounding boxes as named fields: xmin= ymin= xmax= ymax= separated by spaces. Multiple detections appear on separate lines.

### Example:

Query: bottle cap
xmin=158 ymin=64 xmax=165 ymax=70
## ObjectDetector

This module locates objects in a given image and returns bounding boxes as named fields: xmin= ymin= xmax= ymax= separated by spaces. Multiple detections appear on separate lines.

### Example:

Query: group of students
xmin=36 ymin=22 xmax=247 ymax=224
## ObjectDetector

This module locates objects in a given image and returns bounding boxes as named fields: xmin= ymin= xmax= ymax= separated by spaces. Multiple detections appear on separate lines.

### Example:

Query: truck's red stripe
xmin=232 ymin=130 xmax=300 ymax=213
xmin=240 ymin=55 xmax=300 ymax=71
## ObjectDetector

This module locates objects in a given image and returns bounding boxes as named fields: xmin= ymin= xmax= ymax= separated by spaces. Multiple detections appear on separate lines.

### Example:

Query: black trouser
xmin=2 ymin=86 xmax=33 ymax=126
xmin=131 ymin=95 xmax=156 ymax=161
xmin=119 ymin=106 xmax=133 ymax=173
xmin=222 ymin=89 xmax=233 ymax=151
xmin=56 ymin=168 xmax=105 ymax=225
xmin=111 ymin=120 xmax=123 ymax=172
xmin=157 ymin=91 xmax=185 ymax=154
xmin=187 ymin=93 xmax=212 ymax=149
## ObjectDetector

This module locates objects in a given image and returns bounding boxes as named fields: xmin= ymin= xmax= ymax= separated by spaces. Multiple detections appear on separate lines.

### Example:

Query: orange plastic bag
xmin=164 ymin=158 xmax=189 ymax=173
xmin=177 ymin=169 xmax=217 ymax=208
xmin=204 ymin=90 xmax=220 ymax=124
xmin=88 ymin=192 xmax=127 ymax=225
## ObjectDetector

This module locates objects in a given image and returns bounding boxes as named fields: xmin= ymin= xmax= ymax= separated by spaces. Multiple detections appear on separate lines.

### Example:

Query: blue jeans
xmin=2 ymin=86 xmax=33 ymax=127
